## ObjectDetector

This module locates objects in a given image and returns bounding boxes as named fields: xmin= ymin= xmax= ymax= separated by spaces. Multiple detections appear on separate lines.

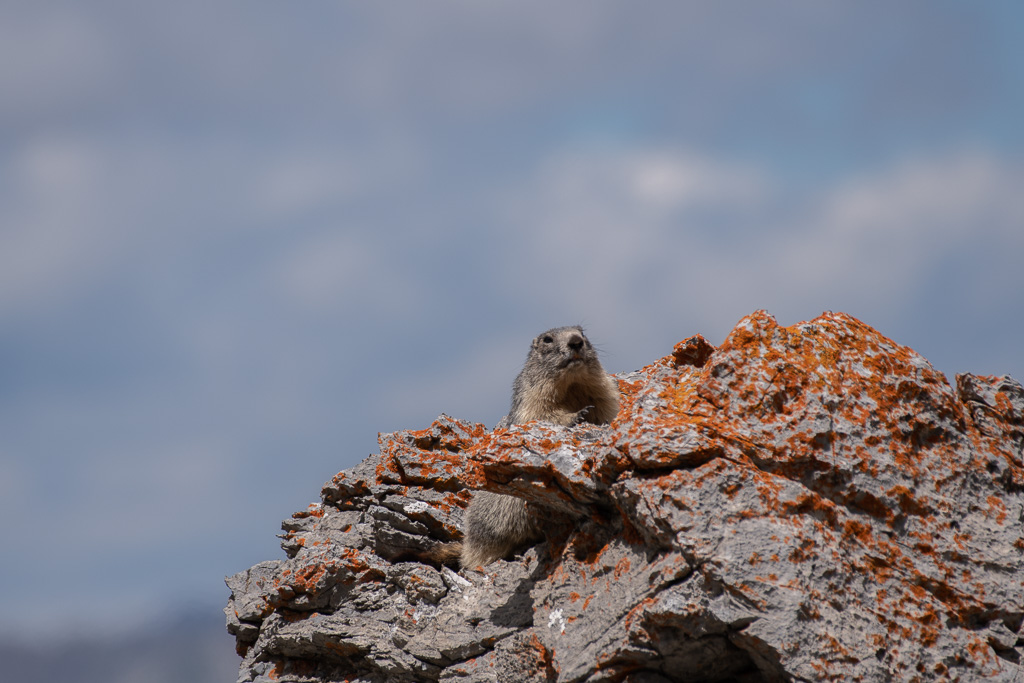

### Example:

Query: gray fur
xmin=461 ymin=326 xmax=619 ymax=568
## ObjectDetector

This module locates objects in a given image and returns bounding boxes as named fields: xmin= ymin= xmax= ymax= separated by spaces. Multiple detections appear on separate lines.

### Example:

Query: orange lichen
xmin=722 ymin=482 xmax=742 ymax=496
xmin=291 ymin=504 xmax=325 ymax=520
xmin=230 ymin=310 xmax=1024 ymax=682
xmin=985 ymin=495 xmax=1008 ymax=524
xmin=522 ymin=633 xmax=559 ymax=678
xmin=788 ymin=539 xmax=817 ymax=563
xmin=613 ymin=557 xmax=631 ymax=579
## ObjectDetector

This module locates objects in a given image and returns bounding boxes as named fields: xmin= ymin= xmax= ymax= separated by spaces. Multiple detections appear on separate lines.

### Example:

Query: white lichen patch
xmin=548 ymin=608 xmax=566 ymax=635
xmin=403 ymin=500 xmax=430 ymax=514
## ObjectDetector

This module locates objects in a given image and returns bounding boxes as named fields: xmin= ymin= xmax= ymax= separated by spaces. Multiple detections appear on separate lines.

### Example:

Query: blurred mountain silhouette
xmin=0 ymin=607 xmax=238 ymax=683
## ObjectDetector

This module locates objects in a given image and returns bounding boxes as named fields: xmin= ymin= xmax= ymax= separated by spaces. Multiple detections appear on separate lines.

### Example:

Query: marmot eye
xmin=543 ymin=335 xmax=554 ymax=343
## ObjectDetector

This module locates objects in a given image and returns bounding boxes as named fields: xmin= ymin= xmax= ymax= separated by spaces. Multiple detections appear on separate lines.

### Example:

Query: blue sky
xmin=2 ymin=0 xmax=1023 ymax=637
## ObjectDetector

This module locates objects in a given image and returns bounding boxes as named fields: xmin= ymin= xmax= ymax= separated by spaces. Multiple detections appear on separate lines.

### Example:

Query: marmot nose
xmin=567 ymin=336 xmax=584 ymax=352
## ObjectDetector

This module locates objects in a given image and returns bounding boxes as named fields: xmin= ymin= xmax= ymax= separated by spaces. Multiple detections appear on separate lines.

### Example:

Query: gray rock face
xmin=225 ymin=311 xmax=1024 ymax=682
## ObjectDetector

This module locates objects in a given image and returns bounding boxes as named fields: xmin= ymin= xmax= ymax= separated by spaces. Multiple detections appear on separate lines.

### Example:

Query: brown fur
xmin=460 ymin=326 xmax=619 ymax=568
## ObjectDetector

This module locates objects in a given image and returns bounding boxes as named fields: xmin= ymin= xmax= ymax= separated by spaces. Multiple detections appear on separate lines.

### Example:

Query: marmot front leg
xmin=570 ymin=405 xmax=595 ymax=426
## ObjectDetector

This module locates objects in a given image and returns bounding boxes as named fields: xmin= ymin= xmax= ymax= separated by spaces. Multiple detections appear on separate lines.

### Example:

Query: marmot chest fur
xmin=461 ymin=326 xmax=619 ymax=568
xmin=505 ymin=325 xmax=620 ymax=427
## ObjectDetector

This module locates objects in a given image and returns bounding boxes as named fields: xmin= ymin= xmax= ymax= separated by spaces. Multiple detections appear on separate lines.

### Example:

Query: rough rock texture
xmin=225 ymin=311 xmax=1024 ymax=682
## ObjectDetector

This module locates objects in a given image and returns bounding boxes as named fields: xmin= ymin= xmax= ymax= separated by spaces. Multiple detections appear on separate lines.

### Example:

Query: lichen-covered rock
xmin=225 ymin=311 xmax=1024 ymax=682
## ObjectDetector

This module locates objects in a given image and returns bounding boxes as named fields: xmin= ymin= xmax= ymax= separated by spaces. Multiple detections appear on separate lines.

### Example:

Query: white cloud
xmin=373 ymin=332 xmax=526 ymax=428
xmin=493 ymin=144 xmax=1024 ymax=360
xmin=276 ymin=230 xmax=423 ymax=315
xmin=541 ymin=148 xmax=768 ymax=215
xmin=0 ymin=133 xmax=398 ymax=318
xmin=0 ymin=136 xmax=119 ymax=313
xmin=529 ymin=148 xmax=765 ymax=260
xmin=489 ymin=146 xmax=771 ymax=342
xmin=73 ymin=439 xmax=240 ymax=545
xmin=777 ymin=149 xmax=1024 ymax=306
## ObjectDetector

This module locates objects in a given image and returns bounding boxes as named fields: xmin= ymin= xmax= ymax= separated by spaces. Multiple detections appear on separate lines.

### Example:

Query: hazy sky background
xmin=2 ymin=0 xmax=1023 ymax=640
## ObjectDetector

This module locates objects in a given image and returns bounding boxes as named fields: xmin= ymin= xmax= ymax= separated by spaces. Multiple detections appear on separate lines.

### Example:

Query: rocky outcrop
xmin=225 ymin=311 xmax=1024 ymax=682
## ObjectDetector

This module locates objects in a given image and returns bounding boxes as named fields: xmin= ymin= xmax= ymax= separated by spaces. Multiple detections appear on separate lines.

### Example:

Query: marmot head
xmin=527 ymin=326 xmax=600 ymax=376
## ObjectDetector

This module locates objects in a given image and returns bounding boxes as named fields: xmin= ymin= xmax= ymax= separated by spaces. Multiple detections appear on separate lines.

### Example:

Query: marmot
xmin=460 ymin=326 xmax=619 ymax=568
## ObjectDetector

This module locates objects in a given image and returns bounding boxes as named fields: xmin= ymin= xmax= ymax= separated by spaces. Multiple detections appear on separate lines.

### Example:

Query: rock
xmin=225 ymin=311 xmax=1024 ymax=682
